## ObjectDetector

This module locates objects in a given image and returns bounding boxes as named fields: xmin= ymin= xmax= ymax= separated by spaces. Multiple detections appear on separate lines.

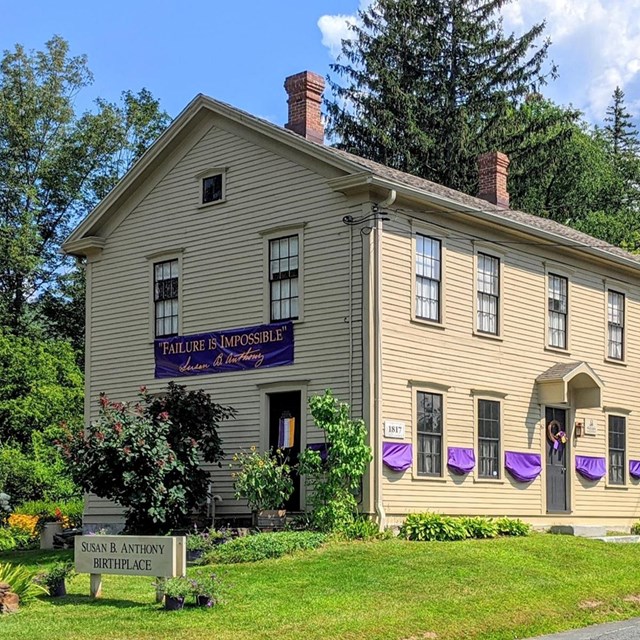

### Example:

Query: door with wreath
xmin=546 ymin=407 xmax=569 ymax=513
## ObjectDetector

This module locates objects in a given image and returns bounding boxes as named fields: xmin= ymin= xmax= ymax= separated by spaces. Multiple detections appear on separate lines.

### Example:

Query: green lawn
xmin=2 ymin=535 xmax=640 ymax=640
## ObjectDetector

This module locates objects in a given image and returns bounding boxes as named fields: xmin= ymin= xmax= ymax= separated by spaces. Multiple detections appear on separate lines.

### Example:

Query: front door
xmin=546 ymin=407 xmax=569 ymax=513
xmin=268 ymin=391 xmax=301 ymax=511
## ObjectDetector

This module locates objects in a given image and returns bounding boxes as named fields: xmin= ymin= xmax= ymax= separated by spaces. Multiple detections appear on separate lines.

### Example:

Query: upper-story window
xmin=548 ymin=274 xmax=568 ymax=349
xmin=416 ymin=391 xmax=443 ymax=476
xmin=202 ymin=174 xmax=223 ymax=204
xmin=415 ymin=234 xmax=441 ymax=322
xmin=608 ymin=290 xmax=625 ymax=361
xmin=476 ymin=253 xmax=500 ymax=335
xmin=270 ymin=235 xmax=299 ymax=321
xmin=154 ymin=259 xmax=179 ymax=337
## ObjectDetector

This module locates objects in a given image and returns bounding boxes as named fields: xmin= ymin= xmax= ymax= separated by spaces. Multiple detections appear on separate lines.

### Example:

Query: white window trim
xmin=472 ymin=244 xmax=504 ymax=340
xmin=261 ymin=225 xmax=305 ymax=324
xmin=194 ymin=166 xmax=227 ymax=209
xmin=146 ymin=249 xmax=184 ymax=342
xmin=604 ymin=285 xmax=626 ymax=365
xmin=605 ymin=411 xmax=629 ymax=489
xmin=472 ymin=393 xmax=505 ymax=484
xmin=410 ymin=220 xmax=447 ymax=329
xmin=410 ymin=381 xmax=450 ymax=482
xmin=543 ymin=263 xmax=572 ymax=355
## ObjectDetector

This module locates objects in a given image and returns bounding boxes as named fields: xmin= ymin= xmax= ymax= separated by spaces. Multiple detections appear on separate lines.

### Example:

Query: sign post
xmin=74 ymin=535 xmax=186 ymax=599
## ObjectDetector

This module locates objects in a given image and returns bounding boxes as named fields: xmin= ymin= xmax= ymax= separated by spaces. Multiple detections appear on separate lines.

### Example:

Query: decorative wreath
xmin=546 ymin=420 xmax=567 ymax=447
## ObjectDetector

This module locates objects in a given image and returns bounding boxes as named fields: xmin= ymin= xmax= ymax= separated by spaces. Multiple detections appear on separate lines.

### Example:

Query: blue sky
xmin=3 ymin=0 xmax=640 ymax=127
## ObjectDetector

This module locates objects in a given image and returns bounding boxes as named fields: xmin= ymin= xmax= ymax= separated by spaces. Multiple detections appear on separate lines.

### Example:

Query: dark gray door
xmin=546 ymin=407 xmax=568 ymax=512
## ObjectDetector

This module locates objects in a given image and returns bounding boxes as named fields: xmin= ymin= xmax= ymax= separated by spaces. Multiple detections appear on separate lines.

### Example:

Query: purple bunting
xmin=629 ymin=460 xmax=640 ymax=479
xmin=447 ymin=447 xmax=475 ymax=475
xmin=505 ymin=451 xmax=542 ymax=483
xmin=382 ymin=442 xmax=412 ymax=472
xmin=575 ymin=455 xmax=606 ymax=481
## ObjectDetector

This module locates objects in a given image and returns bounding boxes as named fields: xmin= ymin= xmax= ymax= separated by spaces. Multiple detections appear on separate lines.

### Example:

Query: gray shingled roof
xmin=536 ymin=362 xmax=586 ymax=382
xmin=324 ymin=146 xmax=640 ymax=266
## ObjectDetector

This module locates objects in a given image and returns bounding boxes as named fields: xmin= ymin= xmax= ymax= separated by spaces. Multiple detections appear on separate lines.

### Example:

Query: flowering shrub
xmin=8 ymin=514 xmax=39 ymax=537
xmin=59 ymin=382 xmax=234 ymax=534
xmin=298 ymin=391 xmax=372 ymax=532
xmin=233 ymin=448 xmax=294 ymax=512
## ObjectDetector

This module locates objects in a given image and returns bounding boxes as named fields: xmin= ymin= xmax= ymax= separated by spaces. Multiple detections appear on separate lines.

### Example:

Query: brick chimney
xmin=477 ymin=151 xmax=510 ymax=207
xmin=284 ymin=71 xmax=325 ymax=144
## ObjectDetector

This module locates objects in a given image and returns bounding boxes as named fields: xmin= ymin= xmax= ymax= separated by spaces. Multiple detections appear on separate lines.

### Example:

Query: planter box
xmin=255 ymin=510 xmax=287 ymax=530
xmin=40 ymin=522 xmax=63 ymax=550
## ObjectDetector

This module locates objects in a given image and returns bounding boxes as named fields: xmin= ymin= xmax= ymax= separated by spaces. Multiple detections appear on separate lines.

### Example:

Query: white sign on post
xmin=75 ymin=535 xmax=186 ymax=599
xmin=384 ymin=420 xmax=406 ymax=439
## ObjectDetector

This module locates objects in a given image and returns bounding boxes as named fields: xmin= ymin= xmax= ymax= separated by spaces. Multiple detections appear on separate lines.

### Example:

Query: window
xmin=202 ymin=174 xmax=223 ymax=204
xmin=478 ymin=399 xmax=500 ymax=478
xmin=154 ymin=259 xmax=179 ymax=337
xmin=417 ymin=392 xmax=443 ymax=476
xmin=269 ymin=235 xmax=299 ymax=321
xmin=608 ymin=415 xmax=626 ymax=485
xmin=548 ymin=274 xmax=568 ymax=349
xmin=416 ymin=234 xmax=441 ymax=322
xmin=608 ymin=290 xmax=625 ymax=360
xmin=476 ymin=253 xmax=500 ymax=334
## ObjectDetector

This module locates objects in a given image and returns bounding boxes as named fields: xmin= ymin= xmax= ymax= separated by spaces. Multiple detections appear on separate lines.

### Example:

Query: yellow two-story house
xmin=64 ymin=71 xmax=640 ymax=532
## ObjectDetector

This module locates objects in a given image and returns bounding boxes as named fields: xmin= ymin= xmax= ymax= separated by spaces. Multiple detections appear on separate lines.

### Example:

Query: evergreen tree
xmin=604 ymin=86 xmax=638 ymax=155
xmin=326 ymin=0 xmax=558 ymax=195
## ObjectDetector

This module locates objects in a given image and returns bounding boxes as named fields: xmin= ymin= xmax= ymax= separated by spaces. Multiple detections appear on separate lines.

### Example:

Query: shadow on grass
xmin=0 ymin=549 xmax=72 ymax=569
xmin=41 ymin=594 xmax=152 ymax=609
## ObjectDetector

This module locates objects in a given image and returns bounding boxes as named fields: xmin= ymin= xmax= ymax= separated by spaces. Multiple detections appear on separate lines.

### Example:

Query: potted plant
xmin=191 ymin=572 xmax=221 ymax=607
xmin=36 ymin=561 xmax=76 ymax=597
xmin=233 ymin=447 xmax=294 ymax=529
xmin=163 ymin=576 xmax=192 ymax=610
xmin=187 ymin=529 xmax=223 ymax=561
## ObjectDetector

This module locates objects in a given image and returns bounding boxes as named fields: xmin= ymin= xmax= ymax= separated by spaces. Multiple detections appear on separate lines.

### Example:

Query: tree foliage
xmin=60 ymin=383 xmax=235 ymax=534
xmin=0 ymin=36 xmax=170 ymax=333
xmin=327 ymin=0 xmax=558 ymax=194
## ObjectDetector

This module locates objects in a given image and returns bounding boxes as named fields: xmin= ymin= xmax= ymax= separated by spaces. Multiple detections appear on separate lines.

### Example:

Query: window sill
xmin=472 ymin=330 xmax=503 ymax=342
xmin=544 ymin=346 xmax=571 ymax=356
xmin=473 ymin=477 xmax=505 ymax=485
xmin=411 ymin=474 xmax=447 ymax=483
xmin=410 ymin=317 xmax=446 ymax=330
xmin=197 ymin=198 xmax=227 ymax=210
xmin=604 ymin=483 xmax=629 ymax=490
xmin=604 ymin=357 xmax=627 ymax=367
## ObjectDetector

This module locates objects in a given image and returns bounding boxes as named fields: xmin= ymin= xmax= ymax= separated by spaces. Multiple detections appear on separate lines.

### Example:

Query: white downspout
xmin=374 ymin=189 xmax=396 ymax=529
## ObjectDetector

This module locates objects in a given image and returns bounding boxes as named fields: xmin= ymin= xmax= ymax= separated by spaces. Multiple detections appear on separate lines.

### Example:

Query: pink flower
xmin=95 ymin=431 xmax=105 ymax=441
xmin=99 ymin=394 xmax=109 ymax=408
xmin=114 ymin=422 xmax=123 ymax=435
xmin=123 ymin=446 xmax=131 ymax=455
xmin=158 ymin=411 xmax=170 ymax=421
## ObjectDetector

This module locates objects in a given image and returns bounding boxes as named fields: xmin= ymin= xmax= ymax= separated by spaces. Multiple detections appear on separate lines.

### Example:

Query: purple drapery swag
xmin=504 ymin=451 xmax=542 ymax=483
xmin=307 ymin=443 xmax=328 ymax=462
xmin=575 ymin=455 xmax=606 ymax=481
xmin=382 ymin=442 xmax=412 ymax=472
xmin=629 ymin=460 xmax=640 ymax=479
xmin=447 ymin=447 xmax=475 ymax=475
xmin=154 ymin=321 xmax=294 ymax=378
xmin=278 ymin=417 xmax=295 ymax=449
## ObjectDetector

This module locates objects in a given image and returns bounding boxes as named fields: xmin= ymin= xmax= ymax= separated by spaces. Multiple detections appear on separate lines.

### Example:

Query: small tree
xmin=298 ymin=390 xmax=372 ymax=532
xmin=60 ymin=382 xmax=234 ymax=534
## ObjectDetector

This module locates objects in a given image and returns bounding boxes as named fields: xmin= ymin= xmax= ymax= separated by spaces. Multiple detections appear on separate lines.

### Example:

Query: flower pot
xmin=40 ymin=522 xmax=64 ymax=550
xmin=49 ymin=580 xmax=66 ymax=597
xmin=164 ymin=595 xmax=185 ymax=611
xmin=255 ymin=509 xmax=287 ymax=530
xmin=187 ymin=549 xmax=204 ymax=562
xmin=195 ymin=594 xmax=213 ymax=607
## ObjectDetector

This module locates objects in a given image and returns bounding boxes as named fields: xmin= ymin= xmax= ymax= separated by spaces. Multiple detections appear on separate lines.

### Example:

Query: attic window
xmin=202 ymin=174 xmax=223 ymax=204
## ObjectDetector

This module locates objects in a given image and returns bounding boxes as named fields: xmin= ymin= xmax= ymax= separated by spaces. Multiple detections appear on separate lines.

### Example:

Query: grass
xmin=2 ymin=535 xmax=640 ymax=640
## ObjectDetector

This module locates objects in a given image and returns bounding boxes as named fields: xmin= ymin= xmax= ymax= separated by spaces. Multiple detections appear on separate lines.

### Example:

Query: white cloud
xmin=319 ymin=0 xmax=640 ymax=122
